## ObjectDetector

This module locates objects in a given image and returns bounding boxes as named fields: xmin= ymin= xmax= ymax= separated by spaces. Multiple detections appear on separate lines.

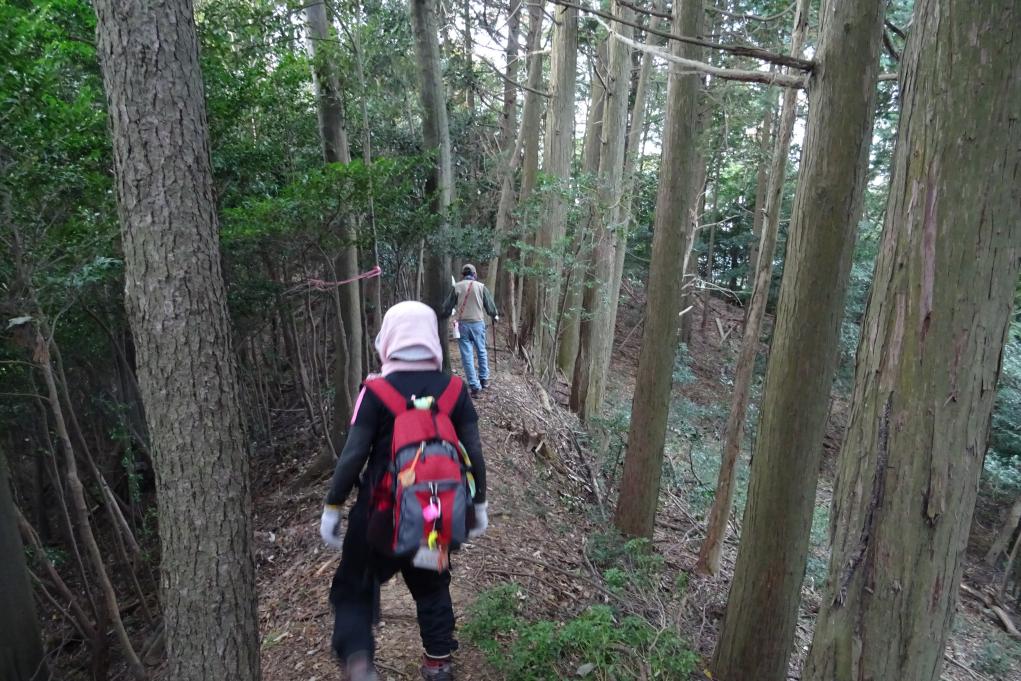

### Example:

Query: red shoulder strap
xmin=364 ymin=378 xmax=408 ymax=415
xmin=436 ymin=375 xmax=463 ymax=415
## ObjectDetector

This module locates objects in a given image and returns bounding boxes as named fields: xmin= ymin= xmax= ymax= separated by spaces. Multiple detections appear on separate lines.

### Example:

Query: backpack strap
xmin=436 ymin=375 xmax=464 ymax=415
xmin=456 ymin=280 xmax=475 ymax=321
xmin=364 ymin=378 xmax=409 ymax=416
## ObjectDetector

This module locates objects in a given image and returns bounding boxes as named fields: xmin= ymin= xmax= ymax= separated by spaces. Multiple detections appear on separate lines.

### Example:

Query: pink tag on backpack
xmin=423 ymin=501 xmax=440 ymax=522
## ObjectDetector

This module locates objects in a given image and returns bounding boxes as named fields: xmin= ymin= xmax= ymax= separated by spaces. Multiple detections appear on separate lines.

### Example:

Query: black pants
xmin=330 ymin=497 xmax=458 ymax=661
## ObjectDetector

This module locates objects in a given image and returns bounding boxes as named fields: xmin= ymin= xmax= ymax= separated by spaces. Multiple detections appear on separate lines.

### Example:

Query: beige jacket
xmin=444 ymin=279 xmax=499 ymax=323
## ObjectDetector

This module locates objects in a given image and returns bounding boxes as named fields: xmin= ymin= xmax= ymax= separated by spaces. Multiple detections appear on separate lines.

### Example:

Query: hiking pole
xmin=491 ymin=316 xmax=498 ymax=375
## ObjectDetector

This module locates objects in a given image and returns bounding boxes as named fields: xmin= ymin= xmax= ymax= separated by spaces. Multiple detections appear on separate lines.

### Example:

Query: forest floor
xmin=252 ymin=293 xmax=1021 ymax=681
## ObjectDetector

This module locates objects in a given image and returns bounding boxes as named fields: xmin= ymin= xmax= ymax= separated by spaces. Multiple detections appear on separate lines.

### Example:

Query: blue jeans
xmin=457 ymin=320 xmax=489 ymax=390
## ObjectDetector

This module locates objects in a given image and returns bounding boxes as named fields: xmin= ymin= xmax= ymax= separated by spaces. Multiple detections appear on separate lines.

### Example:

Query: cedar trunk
xmin=557 ymin=39 xmax=607 ymax=378
xmin=987 ymin=494 xmax=1021 ymax=568
xmin=606 ymin=0 xmax=667 ymax=381
xmin=613 ymin=0 xmax=702 ymax=537
xmin=804 ymin=0 xmax=1021 ymax=677
xmin=508 ymin=2 xmax=547 ymax=349
xmin=695 ymin=0 xmax=810 ymax=577
xmin=746 ymin=100 xmax=774 ymax=295
xmin=711 ymin=0 xmax=886 ymax=678
xmin=571 ymin=0 xmax=634 ymax=420
xmin=306 ymin=0 xmax=363 ymax=434
xmin=92 ymin=1 xmax=261 ymax=678
xmin=530 ymin=3 xmax=578 ymax=378
xmin=484 ymin=0 xmax=520 ymax=298
xmin=0 ymin=449 xmax=48 ymax=681
xmin=410 ymin=0 xmax=455 ymax=362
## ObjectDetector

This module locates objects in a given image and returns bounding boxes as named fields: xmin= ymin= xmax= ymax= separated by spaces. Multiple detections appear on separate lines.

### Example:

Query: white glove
xmin=319 ymin=505 xmax=344 ymax=550
xmin=469 ymin=502 xmax=489 ymax=539
xmin=494 ymin=316 xmax=500 ymax=323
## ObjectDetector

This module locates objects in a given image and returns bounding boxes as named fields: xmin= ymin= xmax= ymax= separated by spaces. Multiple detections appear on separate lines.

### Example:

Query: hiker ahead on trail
xmin=442 ymin=263 xmax=499 ymax=398
xmin=318 ymin=301 xmax=489 ymax=681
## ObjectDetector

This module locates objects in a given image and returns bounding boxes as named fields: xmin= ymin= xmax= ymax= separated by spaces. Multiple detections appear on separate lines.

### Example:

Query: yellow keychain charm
xmin=428 ymin=530 xmax=439 ymax=550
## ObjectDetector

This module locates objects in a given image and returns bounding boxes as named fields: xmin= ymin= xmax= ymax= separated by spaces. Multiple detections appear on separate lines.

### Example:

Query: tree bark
xmin=612 ymin=0 xmax=702 ymax=537
xmin=92 ymin=0 xmax=262 ymax=678
xmin=571 ymin=0 xmax=634 ymax=420
xmin=461 ymin=0 xmax=476 ymax=112
xmin=695 ymin=0 xmax=809 ymax=577
xmin=987 ymin=493 xmax=1021 ymax=567
xmin=746 ymin=99 xmax=774 ymax=299
xmin=557 ymin=39 xmax=607 ymax=379
xmin=0 ymin=448 xmax=48 ymax=681
xmin=711 ymin=0 xmax=886 ymax=678
xmin=351 ymin=0 xmax=383 ymax=362
xmin=505 ymin=1 xmax=546 ymax=348
xmin=530 ymin=1 xmax=578 ymax=379
xmin=306 ymin=1 xmax=363 ymax=437
xmin=803 ymin=0 xmax=1021 ymax=676
xmin=484 ymin=0 xmax=521 ymax=298
xmin=410 ymin=0 xmax=455 ymax=365
xmin=605 ymin=0 xmax=667 ymax=379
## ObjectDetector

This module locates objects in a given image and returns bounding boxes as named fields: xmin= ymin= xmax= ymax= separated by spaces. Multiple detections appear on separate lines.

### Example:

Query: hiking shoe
xmin=346 ymin=652 xmax=378 ymax=681
xmin=420 ymin=657 xmax=454 ymax=680
xmin=480 ymin=378 xmax=489 ymax=389
xmin=470 ymin=387 xmax=480 ymax=399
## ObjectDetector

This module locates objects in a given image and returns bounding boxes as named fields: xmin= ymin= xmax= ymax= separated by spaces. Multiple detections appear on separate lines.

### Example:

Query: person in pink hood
xmin=319 ymin=301 xmax=488 ymax=681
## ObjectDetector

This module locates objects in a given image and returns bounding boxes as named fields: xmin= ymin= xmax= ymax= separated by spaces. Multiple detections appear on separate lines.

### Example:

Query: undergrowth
xmin=463 ymin=584 xmax=698 ymax=680
xmin=464 ymin=538 xmax=698 ymax=680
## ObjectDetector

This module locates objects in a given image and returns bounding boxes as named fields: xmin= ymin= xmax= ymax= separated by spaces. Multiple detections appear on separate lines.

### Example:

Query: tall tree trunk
xmin=352 ymin=0 xmax=383 ymax=367
xmin=699 ymin=208 xmax=717 ymax=331
xmin=803 ymin=0 xmax=1021 ymax=676
xmin=506 ymin=0 xmax=546 ymax=348
xmin=92 ymin=0 xmax=262 ymax=677
xmin=606 ymin=0 xmax=667 ymax=376
xmin=461 ymin=0 xmax=476 ymax=112
xmin=571 ymin=0 xmax=634 ymax=420
xmin=987 ymin=494 xmax=1021 ymax=567
xmin=411 ymin=0 xmax=455 ymax=366
xmin=711 ymin=0 xmax=886 ymax=678
xmin=695 ymin=0 xmax=810 ymax=577
xmin=0 ymin=448 xmax=48 ymax=681
xmin=530 ymin=1 xmax=578 ymax=379
xmin=612 ymin=0 xmax=702 ymax=537
xmin=306 ymin=1 xmax=363 ymax=437
xmin=557 ymin=39 xmax=607 ymax=378
xmin=484 ymin=0 xmax=520 ymax=298
xmin=746 ymin=99 xmax=774 ymax=301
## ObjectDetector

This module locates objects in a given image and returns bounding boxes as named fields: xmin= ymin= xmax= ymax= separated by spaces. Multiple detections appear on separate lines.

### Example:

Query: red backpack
xmin=364 ymin=376 xmax=474 ymax=570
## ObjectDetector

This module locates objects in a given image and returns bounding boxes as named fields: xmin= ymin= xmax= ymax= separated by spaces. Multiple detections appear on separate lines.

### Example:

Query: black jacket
xmin=325 ymin=371 xmax=487 ymax=506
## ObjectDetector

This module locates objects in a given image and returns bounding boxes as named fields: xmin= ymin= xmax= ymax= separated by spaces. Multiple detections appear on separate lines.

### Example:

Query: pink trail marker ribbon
xmin=285 ymin=264 xmax=382 ymax=296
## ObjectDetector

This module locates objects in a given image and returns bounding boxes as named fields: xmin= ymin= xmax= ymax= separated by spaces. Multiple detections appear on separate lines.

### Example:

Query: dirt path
xmin=255 ymin=341 xmax=597 ymax=681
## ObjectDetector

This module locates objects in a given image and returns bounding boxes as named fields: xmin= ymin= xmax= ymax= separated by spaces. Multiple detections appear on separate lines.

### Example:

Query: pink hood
xmin=374 ymin=301 xmax=443 ymax=376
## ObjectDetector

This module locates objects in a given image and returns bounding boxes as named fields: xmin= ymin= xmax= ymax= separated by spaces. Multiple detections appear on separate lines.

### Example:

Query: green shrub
xmin=463 ymin=586 xmax=699 ymax=681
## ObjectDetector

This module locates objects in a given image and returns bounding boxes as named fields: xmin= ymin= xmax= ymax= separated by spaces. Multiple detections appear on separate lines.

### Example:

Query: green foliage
xmin=587 ymin=532 xmax=664 ymax=593
xmin=463 ymin=584 xmax=698 ymax=681
xmin=989 ymin=334 xmax=1021 ymax=461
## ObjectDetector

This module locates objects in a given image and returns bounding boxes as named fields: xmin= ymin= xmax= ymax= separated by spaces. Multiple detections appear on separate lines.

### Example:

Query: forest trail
xmin=253 ymin=334 xmax=602 ymax=680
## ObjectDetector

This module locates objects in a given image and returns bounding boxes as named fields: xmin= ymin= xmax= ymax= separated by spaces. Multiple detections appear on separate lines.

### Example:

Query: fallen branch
xmin=568 ymin=428 xmax=608 ymax=517
xmin=715 ymin=317 xmax=735 ymax=342
xmin=960 ymin=583 xmax=1021 ymax=640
